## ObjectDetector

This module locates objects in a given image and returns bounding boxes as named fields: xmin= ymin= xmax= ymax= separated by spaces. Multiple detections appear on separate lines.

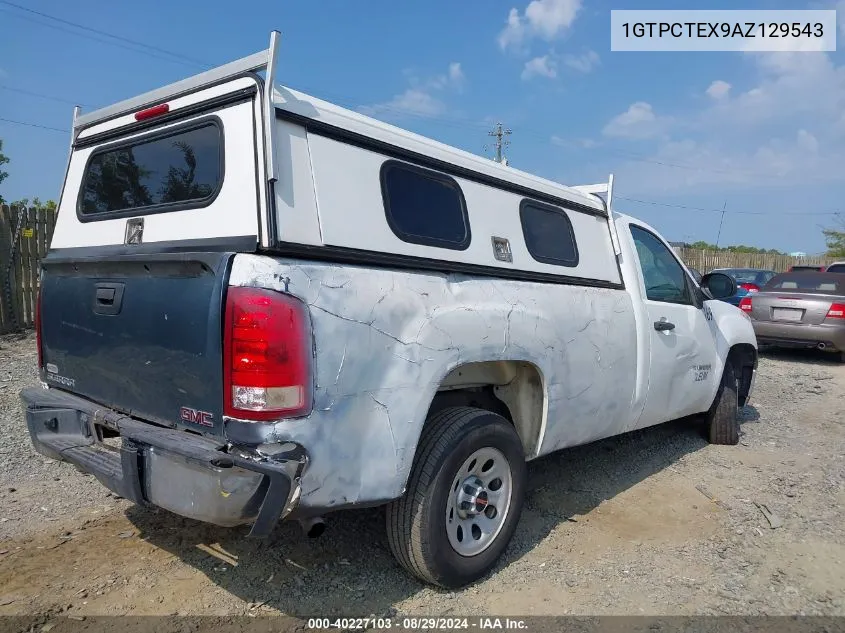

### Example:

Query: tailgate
xmin=39 ymin=251 xmax=233 ymax=435
xmin=38 ymin=77 xmax=267 ymax=437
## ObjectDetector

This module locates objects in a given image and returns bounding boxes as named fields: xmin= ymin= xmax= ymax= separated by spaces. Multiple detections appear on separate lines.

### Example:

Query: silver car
xmin=742 ymin=271 xmax=845 ymax=362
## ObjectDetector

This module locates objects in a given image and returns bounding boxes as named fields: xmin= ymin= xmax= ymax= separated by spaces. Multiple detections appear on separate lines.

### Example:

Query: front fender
xmin=706 ymin=299 xmax=758 ymax=393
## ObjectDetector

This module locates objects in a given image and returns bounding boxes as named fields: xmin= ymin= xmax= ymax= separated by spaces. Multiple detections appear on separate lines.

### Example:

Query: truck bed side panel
xmin=228 ymin=254 xmax=639 ymax=511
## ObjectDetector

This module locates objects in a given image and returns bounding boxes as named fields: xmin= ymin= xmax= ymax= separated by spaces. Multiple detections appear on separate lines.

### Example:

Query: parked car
xmin=824 ymin=261 xmax=845 ymax=273
xmin=740 ymin=272 xmax=845 ymax=362
xmin=788 ymin=264 xmax=826 ymax=272
xmin=19 ymin=31 xmax=759 ymax=589
xmin=708 ymin=268 xmax=777 ymax=306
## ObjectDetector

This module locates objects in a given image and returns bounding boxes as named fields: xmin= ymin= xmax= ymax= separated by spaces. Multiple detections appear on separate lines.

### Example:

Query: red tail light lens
xmin=740 ymin=283 xmax=760 ymax=293
xmin=35 ymin=285 xmax=43 ymax=368
xmin=223 ymin=286 xmax=313 ymax=421
xmin=739 ymin=297 xmax=753 ymax=312
xmin=826 ymin=303 xmax=845 ymax=319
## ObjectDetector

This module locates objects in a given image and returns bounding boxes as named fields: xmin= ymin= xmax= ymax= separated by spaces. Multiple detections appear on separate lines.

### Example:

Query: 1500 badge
xmin=693 ymin=364 xmax=712 ymax=382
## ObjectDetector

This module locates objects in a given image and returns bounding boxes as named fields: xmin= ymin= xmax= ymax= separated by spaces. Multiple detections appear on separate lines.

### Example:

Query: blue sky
xmin=1 ymin=0 xmax=843 ymax=253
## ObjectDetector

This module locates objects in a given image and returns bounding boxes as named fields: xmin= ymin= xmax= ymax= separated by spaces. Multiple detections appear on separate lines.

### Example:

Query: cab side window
xmin=630 ymin=225 xmax=692 ymax=305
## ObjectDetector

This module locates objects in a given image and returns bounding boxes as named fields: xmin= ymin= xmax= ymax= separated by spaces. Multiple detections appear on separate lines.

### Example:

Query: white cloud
xmin=522 ymin=55 xmax=557 ymax=80
xmin=699 ymin=52 xmax=845 ymax=128
xmin=360 ymin=89 xmax=445 ymax=118
xmin=705 ymin=80 xmax=731 ymax=100
xmin=608 ymin=131 xmax=845 ymax=196
xmin=563 ymin=50 xmax=600 ymax=73
xmin=361 ymin=63 xmax=465 ymax=120
xmin=602 ymin=102 xmax=668 ymax=140
xmin=448 ymin=62 xmax=464 ymax=85
xmin=428 ymin=62 xmax=465 ymax=90
xmin=498 ymin=0 xmax=582 ymax=51
xmin=796 ymin=129 xmax=819 ymax=154
xmin=591 ymin=48 xmax=845 ymax=201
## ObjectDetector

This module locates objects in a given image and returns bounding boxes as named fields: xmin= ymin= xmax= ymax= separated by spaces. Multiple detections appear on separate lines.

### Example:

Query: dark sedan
xmin=709 ymin=267 xmax=778 ymax=306
xmin=740 ymin=272 xmax=845 ymax=362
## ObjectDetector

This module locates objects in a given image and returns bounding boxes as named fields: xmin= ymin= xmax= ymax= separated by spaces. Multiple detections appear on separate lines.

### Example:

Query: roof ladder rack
xmin=573 ymin=174 xmax=622 ymax=255
xmin=72 ymin=30 xmax=283 ymax=183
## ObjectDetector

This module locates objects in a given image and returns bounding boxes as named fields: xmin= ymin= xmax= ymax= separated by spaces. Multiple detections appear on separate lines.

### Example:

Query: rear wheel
xmin=385 ymin=407 xmax=526 ymax=588
xmin=705 ymin=362 xmax=740 ymax=445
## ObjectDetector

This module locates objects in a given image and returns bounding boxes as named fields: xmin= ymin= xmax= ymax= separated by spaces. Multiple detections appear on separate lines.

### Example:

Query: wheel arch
xmin=424 ymin=359 xmax=546 ymax=460
xmin=726 ymin=342 xmax=757 ymax=407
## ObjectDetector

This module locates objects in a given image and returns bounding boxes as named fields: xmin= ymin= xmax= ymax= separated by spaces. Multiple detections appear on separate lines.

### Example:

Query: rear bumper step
xmin=20 ymin=386 xmax=307 ymax=537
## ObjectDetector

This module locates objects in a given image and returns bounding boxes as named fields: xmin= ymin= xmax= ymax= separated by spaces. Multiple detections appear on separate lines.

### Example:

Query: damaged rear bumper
xmin=20 ymin=386 xmax=307 ymax=537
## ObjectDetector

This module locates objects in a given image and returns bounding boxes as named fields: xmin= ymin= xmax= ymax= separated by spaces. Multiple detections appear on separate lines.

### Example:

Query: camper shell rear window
xmin=77 ymin=117 xmax=224 ymax=222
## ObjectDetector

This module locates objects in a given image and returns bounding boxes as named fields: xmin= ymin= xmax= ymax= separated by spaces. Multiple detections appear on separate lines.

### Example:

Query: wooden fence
xmin=675 ymin=248 xmax=834 ymax=274
xmin=0 ymin=205 xmax=56 ymax=334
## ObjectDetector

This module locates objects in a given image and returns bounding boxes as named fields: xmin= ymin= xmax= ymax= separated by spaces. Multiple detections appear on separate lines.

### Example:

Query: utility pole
xmin=715 ymin=200 xmax=727 ymax=248
xmin=487 ymin=122 xmax=511 ymax=165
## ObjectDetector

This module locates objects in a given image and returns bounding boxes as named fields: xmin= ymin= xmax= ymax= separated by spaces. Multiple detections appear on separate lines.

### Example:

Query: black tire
xmin=385 ymin=407 xmax=527 ymax=588
xmin=705 ymin=362 xmax=740 ymax=445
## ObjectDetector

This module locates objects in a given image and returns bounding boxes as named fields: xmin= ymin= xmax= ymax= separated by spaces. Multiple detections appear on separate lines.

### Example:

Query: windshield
xmin=825 ymin=263 xmax=845 ymax=273
xmin=762 ymin=272 xmax=844 ymax=295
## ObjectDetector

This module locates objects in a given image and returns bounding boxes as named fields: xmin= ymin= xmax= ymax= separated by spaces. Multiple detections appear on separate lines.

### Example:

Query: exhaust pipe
xmin=299 ymin=517 xmax=326 ymax=538
xmin=818 ymin=342 xmax=826 ymax=350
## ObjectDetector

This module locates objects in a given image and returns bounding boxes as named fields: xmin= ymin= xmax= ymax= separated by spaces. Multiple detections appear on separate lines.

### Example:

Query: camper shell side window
xmin=379 ymin=159 xmax=471 ymax=251
xmin=519 ymin=199 xmax=579 ymax=267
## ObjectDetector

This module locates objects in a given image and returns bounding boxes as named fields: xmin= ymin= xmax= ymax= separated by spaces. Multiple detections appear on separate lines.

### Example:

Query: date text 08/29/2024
xmin=306 ymin=617 xmax=529 ymax=630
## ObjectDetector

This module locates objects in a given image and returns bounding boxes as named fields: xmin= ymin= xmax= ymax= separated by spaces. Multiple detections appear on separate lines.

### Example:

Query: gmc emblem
xmin=180 ymin=406 xmax=214 ymax=427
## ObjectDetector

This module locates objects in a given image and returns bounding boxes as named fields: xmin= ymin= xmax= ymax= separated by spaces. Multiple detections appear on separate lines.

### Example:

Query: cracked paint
xmin=228 ymin=254 xmax=639 ymax=510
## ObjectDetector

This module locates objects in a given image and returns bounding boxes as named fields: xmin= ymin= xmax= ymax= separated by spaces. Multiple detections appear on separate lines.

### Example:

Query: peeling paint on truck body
xmin=225 ymin=254 xmax=638 ymax=509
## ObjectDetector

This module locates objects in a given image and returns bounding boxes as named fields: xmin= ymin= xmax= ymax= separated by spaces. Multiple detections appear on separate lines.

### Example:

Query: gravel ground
xmin=0 ymin=332 xmax=843 ymax=619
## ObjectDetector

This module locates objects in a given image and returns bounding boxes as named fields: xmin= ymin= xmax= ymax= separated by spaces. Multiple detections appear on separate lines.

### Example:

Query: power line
xmin=0 ymin=0 xmax=806 ymax=182
xmin=0 ymin=85 xmax=93 ymax=108
xmin=616 ymin=195 xmax=841 ymax=216
xmin=0 ymin=0 xmax=210 ymax=68
xmin=0 ymin=3 xmax=210 ymax=69
xmin=0 ymin=117 xmax=69 ymax=133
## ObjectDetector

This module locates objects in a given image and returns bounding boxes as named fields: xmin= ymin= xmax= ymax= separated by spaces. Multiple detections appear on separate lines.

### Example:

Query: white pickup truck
xmin=22 ymin=32 xmax=757 ymax=589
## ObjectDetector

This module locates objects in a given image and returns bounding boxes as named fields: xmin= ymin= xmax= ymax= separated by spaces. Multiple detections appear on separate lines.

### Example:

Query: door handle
xmin=93 ymin=282 xmax=125 ymax=315
xmin=96 ymin=287 xmax=116 ymax=305
xmin=654 ymin=319 xmax=675 ymax=331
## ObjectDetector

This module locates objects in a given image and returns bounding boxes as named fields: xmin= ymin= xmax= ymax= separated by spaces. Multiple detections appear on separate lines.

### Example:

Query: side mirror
xmin=700 ymin=272 xmax=737 ymax=300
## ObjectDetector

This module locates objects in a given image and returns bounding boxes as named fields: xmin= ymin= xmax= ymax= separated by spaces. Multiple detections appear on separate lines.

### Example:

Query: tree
xmin=823 ymin=227 xmax=845 ymax=258
xmin=0 ymin=139 xmax=9 ymax=203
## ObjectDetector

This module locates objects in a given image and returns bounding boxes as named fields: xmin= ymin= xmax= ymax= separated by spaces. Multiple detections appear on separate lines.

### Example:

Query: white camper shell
xmin=23 ymin=32 xmax=758 ymax=589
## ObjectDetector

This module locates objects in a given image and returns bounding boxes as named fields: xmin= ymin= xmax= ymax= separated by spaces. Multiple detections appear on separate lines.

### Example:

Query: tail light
xmin=739 ymin=283 xmax=760 ymax=293
xmin=739 ymin=297 xmax=753 ymax=312
xmin=223 ymin=286 xmax=313 ymax=421
xmin=826 ymin=303 xmax=845 ymax=319
xmin=35 ymin=285 xmax=43 ymax=368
